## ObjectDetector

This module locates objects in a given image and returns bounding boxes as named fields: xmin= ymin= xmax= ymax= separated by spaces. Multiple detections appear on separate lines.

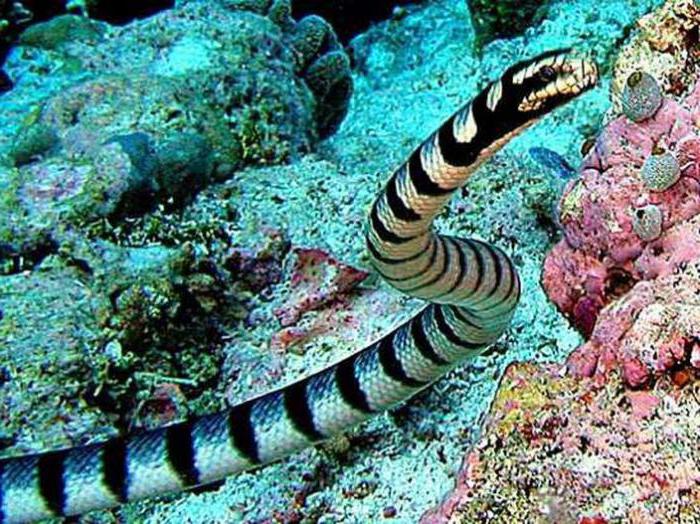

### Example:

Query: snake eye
xmin=538 ymin=65 xmax=556 ymax=81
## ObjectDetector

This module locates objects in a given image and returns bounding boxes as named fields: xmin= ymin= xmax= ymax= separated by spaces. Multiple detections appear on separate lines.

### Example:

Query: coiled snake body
xmin=0 ymin=50 xmax=597 ymax=523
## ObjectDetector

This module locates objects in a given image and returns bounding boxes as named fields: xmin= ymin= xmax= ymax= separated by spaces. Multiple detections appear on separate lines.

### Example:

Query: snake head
xmin=504 ymin=49 xmax=598 ymax=115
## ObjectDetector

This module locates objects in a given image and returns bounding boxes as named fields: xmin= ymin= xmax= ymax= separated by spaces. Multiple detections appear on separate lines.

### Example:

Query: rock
xmin=1 ymin=0 xmax=353 ymax=263
xmin=0 ymin=263 xmax=115 ymax=451
xmin=155 ymin=132 xmax=214 ymax=207
xmin=612 ymin=0 xmax=700 ymax=112
xmin=8 ymin=122 xmax=60 ymax=166
xmin=543 ymin=78 xmax=700 ymax=336
xmin=466 ymin=0 xmax=549 ymax=51
xmin=423 ymin=360 xmax=700 ymax=522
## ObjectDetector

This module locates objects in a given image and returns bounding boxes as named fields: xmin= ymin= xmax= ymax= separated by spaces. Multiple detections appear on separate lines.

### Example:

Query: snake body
xmin=0 ymin=50 xmax=596 ymax=523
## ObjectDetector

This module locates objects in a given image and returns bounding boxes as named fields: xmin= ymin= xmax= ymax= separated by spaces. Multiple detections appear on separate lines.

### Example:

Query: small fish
xmin=528 ymin=146 xmax=576 ymax=179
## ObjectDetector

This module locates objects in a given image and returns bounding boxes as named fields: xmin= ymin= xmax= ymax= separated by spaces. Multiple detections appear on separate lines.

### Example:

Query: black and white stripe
xmin=0 ymin=50 xmax=597 ymax=523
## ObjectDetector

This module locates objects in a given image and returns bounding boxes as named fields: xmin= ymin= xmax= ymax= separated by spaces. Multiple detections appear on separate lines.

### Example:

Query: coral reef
xmin=567 ymin=253 xmax=700 ymax=387
xmin=423 ymin=359 xmax=700 ymax=523
xmin=543 ymin=76 xmax=700 ymax=337
xmin=79 ymin=0 xmax=174 ymax=25
xmin=612 ymin=0 xmax=700 ymax=111
xmin=0 ymin=0 xmax=352 ymax=269
xmin=0 ymin=233 xmax=243 ymax=450
xmin=0 ymin=0 xmax=667 ymax=521
xmin=428 ymin=5 xmax=700 ymax=519
xmin=289 ymin=13 xmax=353 ymax=137
xmin=0 ymin=0 xmax=66 ymax=62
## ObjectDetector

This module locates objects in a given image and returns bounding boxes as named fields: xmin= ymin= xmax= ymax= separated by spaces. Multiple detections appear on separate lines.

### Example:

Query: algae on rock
xmin=466 ymin=0 xmax=550 ymax=50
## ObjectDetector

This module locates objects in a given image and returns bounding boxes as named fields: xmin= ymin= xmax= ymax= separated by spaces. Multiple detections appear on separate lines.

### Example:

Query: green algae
xmin=8 ymin=122 xmax=59 ymax=166
xmin=18 ymin=14 xmax=103 ymax=51
xmin=467 ymin=0 xmax=549 ymax=51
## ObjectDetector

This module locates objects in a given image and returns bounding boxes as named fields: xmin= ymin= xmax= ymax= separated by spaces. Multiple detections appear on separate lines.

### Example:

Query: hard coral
xmin=288 ymin=13 xmax=352 ymax=137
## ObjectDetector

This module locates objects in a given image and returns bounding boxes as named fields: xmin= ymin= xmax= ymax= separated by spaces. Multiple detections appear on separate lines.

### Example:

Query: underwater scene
xmin=1 ymin=0 xmax=700 ymax=522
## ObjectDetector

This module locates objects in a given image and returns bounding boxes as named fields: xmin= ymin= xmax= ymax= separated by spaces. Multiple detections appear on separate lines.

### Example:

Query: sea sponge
xmin=621 ymin=71 xmax=663 ymax=122
xmin=640 ymin=150 xmax=680 ymax=191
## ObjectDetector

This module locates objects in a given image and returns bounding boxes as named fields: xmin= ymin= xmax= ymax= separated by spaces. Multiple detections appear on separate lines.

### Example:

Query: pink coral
xmin=423 ymin=363 xmax=700 ymax=522
xmin=273 ymin=247 xmax=368 ymax=327
xmin=543 ymin=79 xmax=700 ymax=337
xmin=566 ymin=257 xmax=700 ymax=387
xmin=544 ymin=78 xmax=700 ymax=385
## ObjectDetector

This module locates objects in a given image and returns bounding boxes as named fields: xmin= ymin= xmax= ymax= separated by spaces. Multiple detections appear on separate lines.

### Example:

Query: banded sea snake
xmin=0 ymin=50 xmax=597 ymax=523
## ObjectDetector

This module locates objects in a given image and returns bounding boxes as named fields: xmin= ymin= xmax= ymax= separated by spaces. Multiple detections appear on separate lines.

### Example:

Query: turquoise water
xmin=0 ymin=1 xmax=666 ymax=522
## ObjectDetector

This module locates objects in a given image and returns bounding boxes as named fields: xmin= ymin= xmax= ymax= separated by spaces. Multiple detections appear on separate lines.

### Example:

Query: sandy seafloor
xmin=1 ymin=0 xmax=664 ymax=522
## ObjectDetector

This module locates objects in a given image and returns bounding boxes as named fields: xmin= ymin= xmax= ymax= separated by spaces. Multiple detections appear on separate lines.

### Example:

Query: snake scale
xmin=0 ymin=49 xmax=597 ymax=523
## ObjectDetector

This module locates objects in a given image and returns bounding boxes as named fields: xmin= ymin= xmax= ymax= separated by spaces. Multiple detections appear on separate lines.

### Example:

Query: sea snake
xmin=0 ymin=50 xmax=597 ymax=523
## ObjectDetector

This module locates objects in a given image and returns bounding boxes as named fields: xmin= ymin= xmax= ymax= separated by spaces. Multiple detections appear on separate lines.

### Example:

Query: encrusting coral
xmin=543 ymin=72 xmax=700 ymax=337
